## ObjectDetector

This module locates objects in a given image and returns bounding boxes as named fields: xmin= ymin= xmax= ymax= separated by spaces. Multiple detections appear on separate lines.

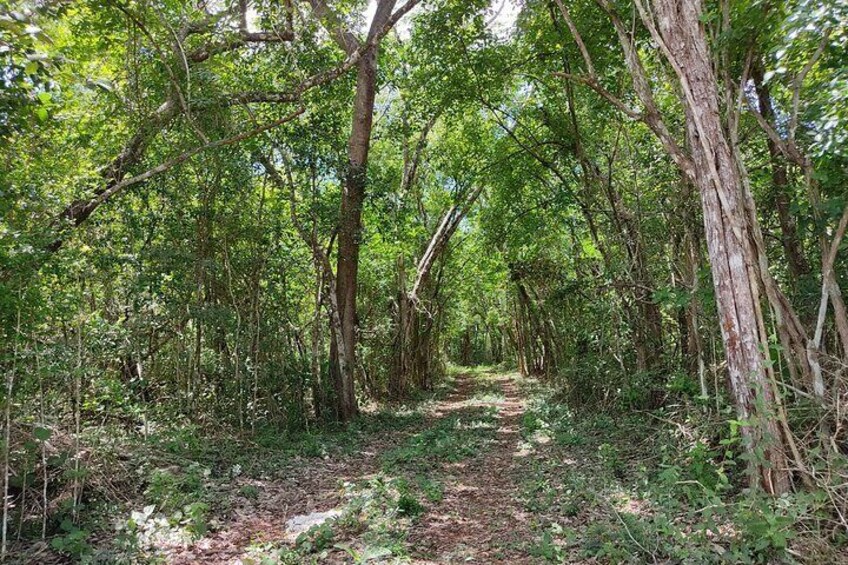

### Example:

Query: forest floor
xmin=16 ymin=367 xmax=839 ymax=564
xmin=169 ymin=369 xmax=539 ymax=564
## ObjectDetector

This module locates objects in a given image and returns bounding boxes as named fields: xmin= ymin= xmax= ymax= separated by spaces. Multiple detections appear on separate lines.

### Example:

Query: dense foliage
xmin=1 ymin=0 xmax=847 ymax=562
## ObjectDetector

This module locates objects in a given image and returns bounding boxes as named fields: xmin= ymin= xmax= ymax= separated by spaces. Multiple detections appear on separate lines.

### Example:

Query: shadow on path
xmin=407 ymin=372 xmax=535 ymax=564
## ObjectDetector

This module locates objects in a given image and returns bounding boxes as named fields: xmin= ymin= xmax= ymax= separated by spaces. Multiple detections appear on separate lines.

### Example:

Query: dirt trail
xmin=169 ymin=372 xmax=536 ymax=564
xmin=407 ymin=373 xmax=535 ymax=563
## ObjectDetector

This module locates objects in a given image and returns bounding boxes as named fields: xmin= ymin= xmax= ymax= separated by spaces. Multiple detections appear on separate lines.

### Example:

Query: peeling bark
xmin=647 ymin=0 xmax=791 ymax=494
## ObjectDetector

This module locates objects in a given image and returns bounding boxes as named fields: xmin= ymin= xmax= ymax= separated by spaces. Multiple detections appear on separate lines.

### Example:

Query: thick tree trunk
xmin=333 ymin=56 xmax=378 ymax=420
xmin=334 ymin=160 xmax=367 ymax=420
xmin=651 ymin=0 xmax=790 ymax=494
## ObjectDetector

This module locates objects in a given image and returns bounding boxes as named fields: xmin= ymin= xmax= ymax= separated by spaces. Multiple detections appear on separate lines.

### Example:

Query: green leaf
xmin=33 ymin=426 xmax=51 ymax=441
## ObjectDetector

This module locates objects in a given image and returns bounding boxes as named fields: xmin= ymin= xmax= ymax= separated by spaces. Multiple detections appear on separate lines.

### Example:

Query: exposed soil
xmin=406 ymin=374 xmax=534 ymax=563
xmin=168 ymin=372 xmax=538 ymax=564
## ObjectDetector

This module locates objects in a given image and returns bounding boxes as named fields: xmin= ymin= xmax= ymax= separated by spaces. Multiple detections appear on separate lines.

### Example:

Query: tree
xmin=555 ymin=0 xmax=793 ymax=492
xmin=305 ymin=0 xmax=419 ymax=420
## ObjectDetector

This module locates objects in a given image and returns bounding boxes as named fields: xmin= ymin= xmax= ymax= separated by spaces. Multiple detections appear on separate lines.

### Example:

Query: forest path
xmin=405 ymin=372 xmax=535 ymax=563
xmin=168 ymin=370 xmax=540 ymax=564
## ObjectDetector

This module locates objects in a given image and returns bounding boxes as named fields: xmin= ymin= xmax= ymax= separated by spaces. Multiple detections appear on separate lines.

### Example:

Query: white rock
xmin=284 ymin=509 xmax=341 ymax=540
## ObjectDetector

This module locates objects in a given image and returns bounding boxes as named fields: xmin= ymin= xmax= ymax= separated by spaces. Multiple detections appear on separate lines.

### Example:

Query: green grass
xmin=21 ymin=382 xmax=449 ymax=564
xmin=381 ymin=406 xmax=498 ymax=473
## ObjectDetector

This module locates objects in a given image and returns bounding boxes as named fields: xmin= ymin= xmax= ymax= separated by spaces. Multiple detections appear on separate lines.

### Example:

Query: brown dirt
xmin=406 ymin=373 xmax=535 ymax=564
xmin=167 ymin=371 xmax=537 ymax=564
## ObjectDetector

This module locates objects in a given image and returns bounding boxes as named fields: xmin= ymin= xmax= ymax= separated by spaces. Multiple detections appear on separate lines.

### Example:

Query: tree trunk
xmin=651 ymin=0 xmax=791 ymax=494
xmin=683 ymin=194 xmax=707 ymax=392
xmin=561 ymin=70 xmax=662 ymax=374
xmin=311 ymin=260 xmax=327 ymax=420
xmin=329 ymin=0 xmax=399 ymax=421
xmin=751 ymin=64 xmax=811 ymax=283
xmin=602 ymin=180 xmax=663 ymax=372
xmin=390 ymin=255 xmax=410 ymax=399
xmin=392 ymin=179 xmax=482 ymax=395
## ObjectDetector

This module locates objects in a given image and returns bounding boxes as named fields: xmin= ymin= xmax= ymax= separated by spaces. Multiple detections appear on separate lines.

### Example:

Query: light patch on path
xmin=168 ymin=371 xmax=536 ymax=563
xmin=283 ymin=509 xmax=342 ymax=541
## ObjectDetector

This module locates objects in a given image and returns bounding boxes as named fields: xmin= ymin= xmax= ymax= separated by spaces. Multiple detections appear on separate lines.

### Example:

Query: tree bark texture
xmin=650 ymin=0 xmax=790 ymax=494
xmin=330 ymin=0 xmax=399 ymax=420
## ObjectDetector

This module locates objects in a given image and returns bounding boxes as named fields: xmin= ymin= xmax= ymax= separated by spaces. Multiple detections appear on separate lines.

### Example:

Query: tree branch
xmin=303 ymin=0 xmax=360 ymax=54
xmin=790 ymin=28 xmax=831 ymax=143
xmin=49 ymin=107 xmax=304 ymax=250
xmin=552 ymin=0 xmax=694 ymax=178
